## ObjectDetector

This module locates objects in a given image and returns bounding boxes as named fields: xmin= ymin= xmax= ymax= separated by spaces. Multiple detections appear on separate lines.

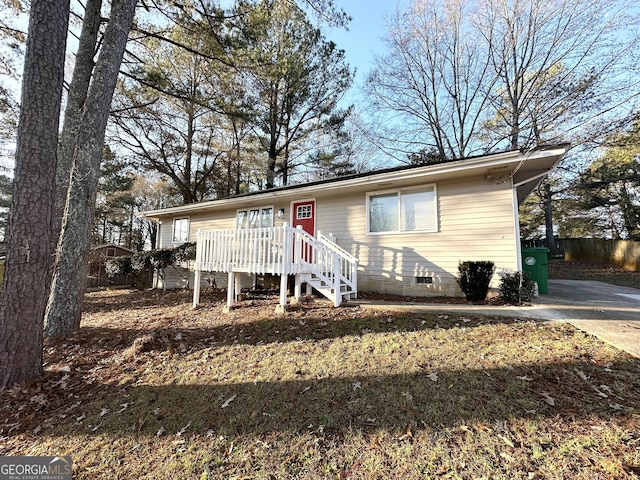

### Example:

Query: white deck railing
xmin=193 ymin=223 xmax=358 ymax=308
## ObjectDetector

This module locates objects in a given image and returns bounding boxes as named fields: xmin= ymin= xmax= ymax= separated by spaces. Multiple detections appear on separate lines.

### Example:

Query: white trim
xmin=172 ymin=216 xmax=190 ymax=244
xmin=366 ymin=184 xmax=438 ymax=235
xmin=235 ymin=205 xmax=275 ymax=229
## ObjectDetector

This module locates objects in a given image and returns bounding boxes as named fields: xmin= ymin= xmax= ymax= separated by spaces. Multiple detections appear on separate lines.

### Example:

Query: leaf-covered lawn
xmin=1 ymin=289 xmax=639 ymax=479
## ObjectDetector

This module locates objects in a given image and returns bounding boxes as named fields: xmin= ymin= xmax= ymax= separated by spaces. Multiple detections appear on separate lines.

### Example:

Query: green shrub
xmin=499 ymin=271 xmax=536 ymax=304
xmin=174 ymin=242 xmax=196 ymax=263
xmin=105 ymin=256 xmax=133 ymax=277
xmin=131 ymin=252 xmax=152 ymax=273
xmin=457 ymin=260 xmax=495 ymax=302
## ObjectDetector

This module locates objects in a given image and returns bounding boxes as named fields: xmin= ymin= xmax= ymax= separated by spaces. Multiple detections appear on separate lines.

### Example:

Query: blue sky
xmin=326 ymin=1 xmax=405 ymax=102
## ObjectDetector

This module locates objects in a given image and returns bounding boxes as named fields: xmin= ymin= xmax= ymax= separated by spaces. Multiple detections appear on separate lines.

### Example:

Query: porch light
xmin=277 ymin=208 xmax=285 ymax=219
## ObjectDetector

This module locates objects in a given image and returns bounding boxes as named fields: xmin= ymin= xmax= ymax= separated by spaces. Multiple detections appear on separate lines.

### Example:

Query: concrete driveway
xmin=356 ymin=279 xmax=640 ymax=359
xmin=533 ymin=279 xmax=640 ymax=359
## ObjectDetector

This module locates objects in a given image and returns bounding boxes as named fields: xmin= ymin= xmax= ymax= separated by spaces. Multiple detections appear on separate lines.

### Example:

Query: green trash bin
xmin=522 ymin=247 xmax=550 ymax=294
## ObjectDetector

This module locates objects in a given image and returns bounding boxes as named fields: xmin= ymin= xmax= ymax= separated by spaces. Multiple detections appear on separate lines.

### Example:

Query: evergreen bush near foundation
xmin=457 ymin=260 xmax=495 ymax=302
xmin=499 ymin=271 xmax=536 ymax=304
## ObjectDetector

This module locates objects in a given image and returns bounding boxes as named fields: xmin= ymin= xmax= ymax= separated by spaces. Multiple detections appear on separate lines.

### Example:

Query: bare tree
xmin=0 ymin=0 xmax=69 ymax=387
xmin=474 ymin=0 xmax=640 ymax=150
xmin=367 ymin=0 xmax=640 ymax=158
xmin=366 ymin=0 xmax=498 ymax=159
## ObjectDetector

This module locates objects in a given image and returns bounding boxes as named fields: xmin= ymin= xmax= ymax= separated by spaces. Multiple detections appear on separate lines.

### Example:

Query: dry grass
xmin=1 ymin=288 xmax=639 ymax=479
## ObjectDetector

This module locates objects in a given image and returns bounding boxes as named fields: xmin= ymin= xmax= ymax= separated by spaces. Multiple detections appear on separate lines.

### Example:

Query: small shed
xmin=87 ymin=244 xmax=136 ymax=289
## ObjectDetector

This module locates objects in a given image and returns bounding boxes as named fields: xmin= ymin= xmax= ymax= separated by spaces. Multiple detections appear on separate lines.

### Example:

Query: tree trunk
xmin=0 ymin=0 xmax=69 ymax=388
xmin=51 ymin=0 xmax=102 ymax=260
xmin=542 ymin=182 xmax=558 ymax=256
xmin=44 ymin=0 xmax=137 ymax=338
xmin=266 ymin=148 xmax=277 ymax=189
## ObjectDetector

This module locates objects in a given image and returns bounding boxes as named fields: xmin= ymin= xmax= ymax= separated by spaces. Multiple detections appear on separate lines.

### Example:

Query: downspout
xmin=512 ymin=182 xmax=523 ymax=271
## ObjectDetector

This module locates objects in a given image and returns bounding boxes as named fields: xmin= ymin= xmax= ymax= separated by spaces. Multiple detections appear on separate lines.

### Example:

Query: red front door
xmin=292 ymin=200 xmax=315 ymax=261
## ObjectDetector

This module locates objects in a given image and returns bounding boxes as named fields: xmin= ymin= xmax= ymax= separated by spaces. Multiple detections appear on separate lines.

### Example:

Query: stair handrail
xmin=318 ymin=231 xmax=357 ymax=296
xmin=289 ymin=226 xmax=357 ymax=302
xmin=317 ymin=231 xmax=358 ymax=263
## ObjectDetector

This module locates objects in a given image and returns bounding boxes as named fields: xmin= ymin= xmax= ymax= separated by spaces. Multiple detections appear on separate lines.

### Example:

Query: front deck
xmin=192 ymin=223 xmax=358 ymax=311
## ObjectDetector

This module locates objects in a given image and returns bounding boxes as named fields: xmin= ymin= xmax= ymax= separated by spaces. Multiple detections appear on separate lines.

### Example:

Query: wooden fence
xmin=564 ymin=238 xmax=640 ymax=272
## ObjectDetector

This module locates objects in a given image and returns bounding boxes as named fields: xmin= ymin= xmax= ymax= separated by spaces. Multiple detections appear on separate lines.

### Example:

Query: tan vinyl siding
xmin=314 ymin=175 xmax=518 ymax=297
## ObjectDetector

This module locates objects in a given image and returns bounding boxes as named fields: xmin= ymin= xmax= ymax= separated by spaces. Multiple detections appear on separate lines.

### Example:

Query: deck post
xmin=193 ymin=269 xmax=201 ymax=309
xmin=235 ymin=274 xmax=241 ymax=301
xmin=333 ymin=253 xmax=342 ymax=307
xmin=225 ymin=270 xmax=235 ymax=311
xmin=275 ymin=273 xmax=288 ymax=313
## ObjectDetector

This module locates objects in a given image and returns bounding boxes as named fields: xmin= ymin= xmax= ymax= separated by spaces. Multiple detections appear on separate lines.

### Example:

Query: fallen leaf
xmin=353 ymin=381 xmax=362 ymax=391
xmin=499 ymin=434 xmax=515 ymax=448
xmin=541 ymin=392 xmax=555 ymax=406
xmin=177 ymin=421 xmax=191 ymax=436
xmin=221 ymin=394 xmax=237 ymax=408
xmin=398 ymin=426 xmax=413 ymax=442
xmin=598 ymin=384 xmax=614 ymax=396
xmin=500 ymin=452 xmax=515 ymax=462
xmin=517 ymin=375 xmax=533 ymax=382
xmin=576 ymin=370 xmax=589 ymax=381
xmin=401 ymin=392 xmax=413 ymax=402
xmin=428 ymin=372 xmax=438 ymax=382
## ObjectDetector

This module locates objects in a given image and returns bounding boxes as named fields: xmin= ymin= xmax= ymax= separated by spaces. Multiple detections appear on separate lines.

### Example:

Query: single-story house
xmin=140 ymin=145 xmax=568 ymax=310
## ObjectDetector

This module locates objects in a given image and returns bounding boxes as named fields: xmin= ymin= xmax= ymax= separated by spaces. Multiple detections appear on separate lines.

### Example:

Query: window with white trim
xmin=173 ymin=217 xmax=189 ymax=243
xmin=296 ymin=204 xmax=312 ymax=219
xmin=236 ymin=207 xmax=274 ymax=229
xmin=368 ymin=186 xmax=437 ymax=234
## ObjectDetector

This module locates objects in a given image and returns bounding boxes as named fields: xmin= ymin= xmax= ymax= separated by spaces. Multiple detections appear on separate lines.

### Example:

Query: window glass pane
xmin=369 ymin=193 xmax=398 ymax=232
xmin=297 ymin=205 xmax=312 ymax=219
xmin=248 ymin=209 xmax=260 ymax=229
xmin=401 ymin=189 xmax=435 ymax=231
xmin=261 ymin=208 xmax=273 ymax=227
xmin=236 ymin=211 xmax=248 ymax=229
xmin=173 ymin=218 xmax=189 ymax=242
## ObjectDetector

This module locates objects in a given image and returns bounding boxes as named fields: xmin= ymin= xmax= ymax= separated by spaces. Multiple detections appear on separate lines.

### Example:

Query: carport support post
xmin=192 ymin=269 xmax=201 ymax=309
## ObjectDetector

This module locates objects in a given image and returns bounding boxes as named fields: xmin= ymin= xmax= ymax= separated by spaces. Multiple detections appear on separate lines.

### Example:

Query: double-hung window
xmin=236 ymin=207 xmax=274 ymax=229
xmin=173 ymin=217 xmax=190 ymax=243
xmin=368 ymin=185 xmax=437 ymax=234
